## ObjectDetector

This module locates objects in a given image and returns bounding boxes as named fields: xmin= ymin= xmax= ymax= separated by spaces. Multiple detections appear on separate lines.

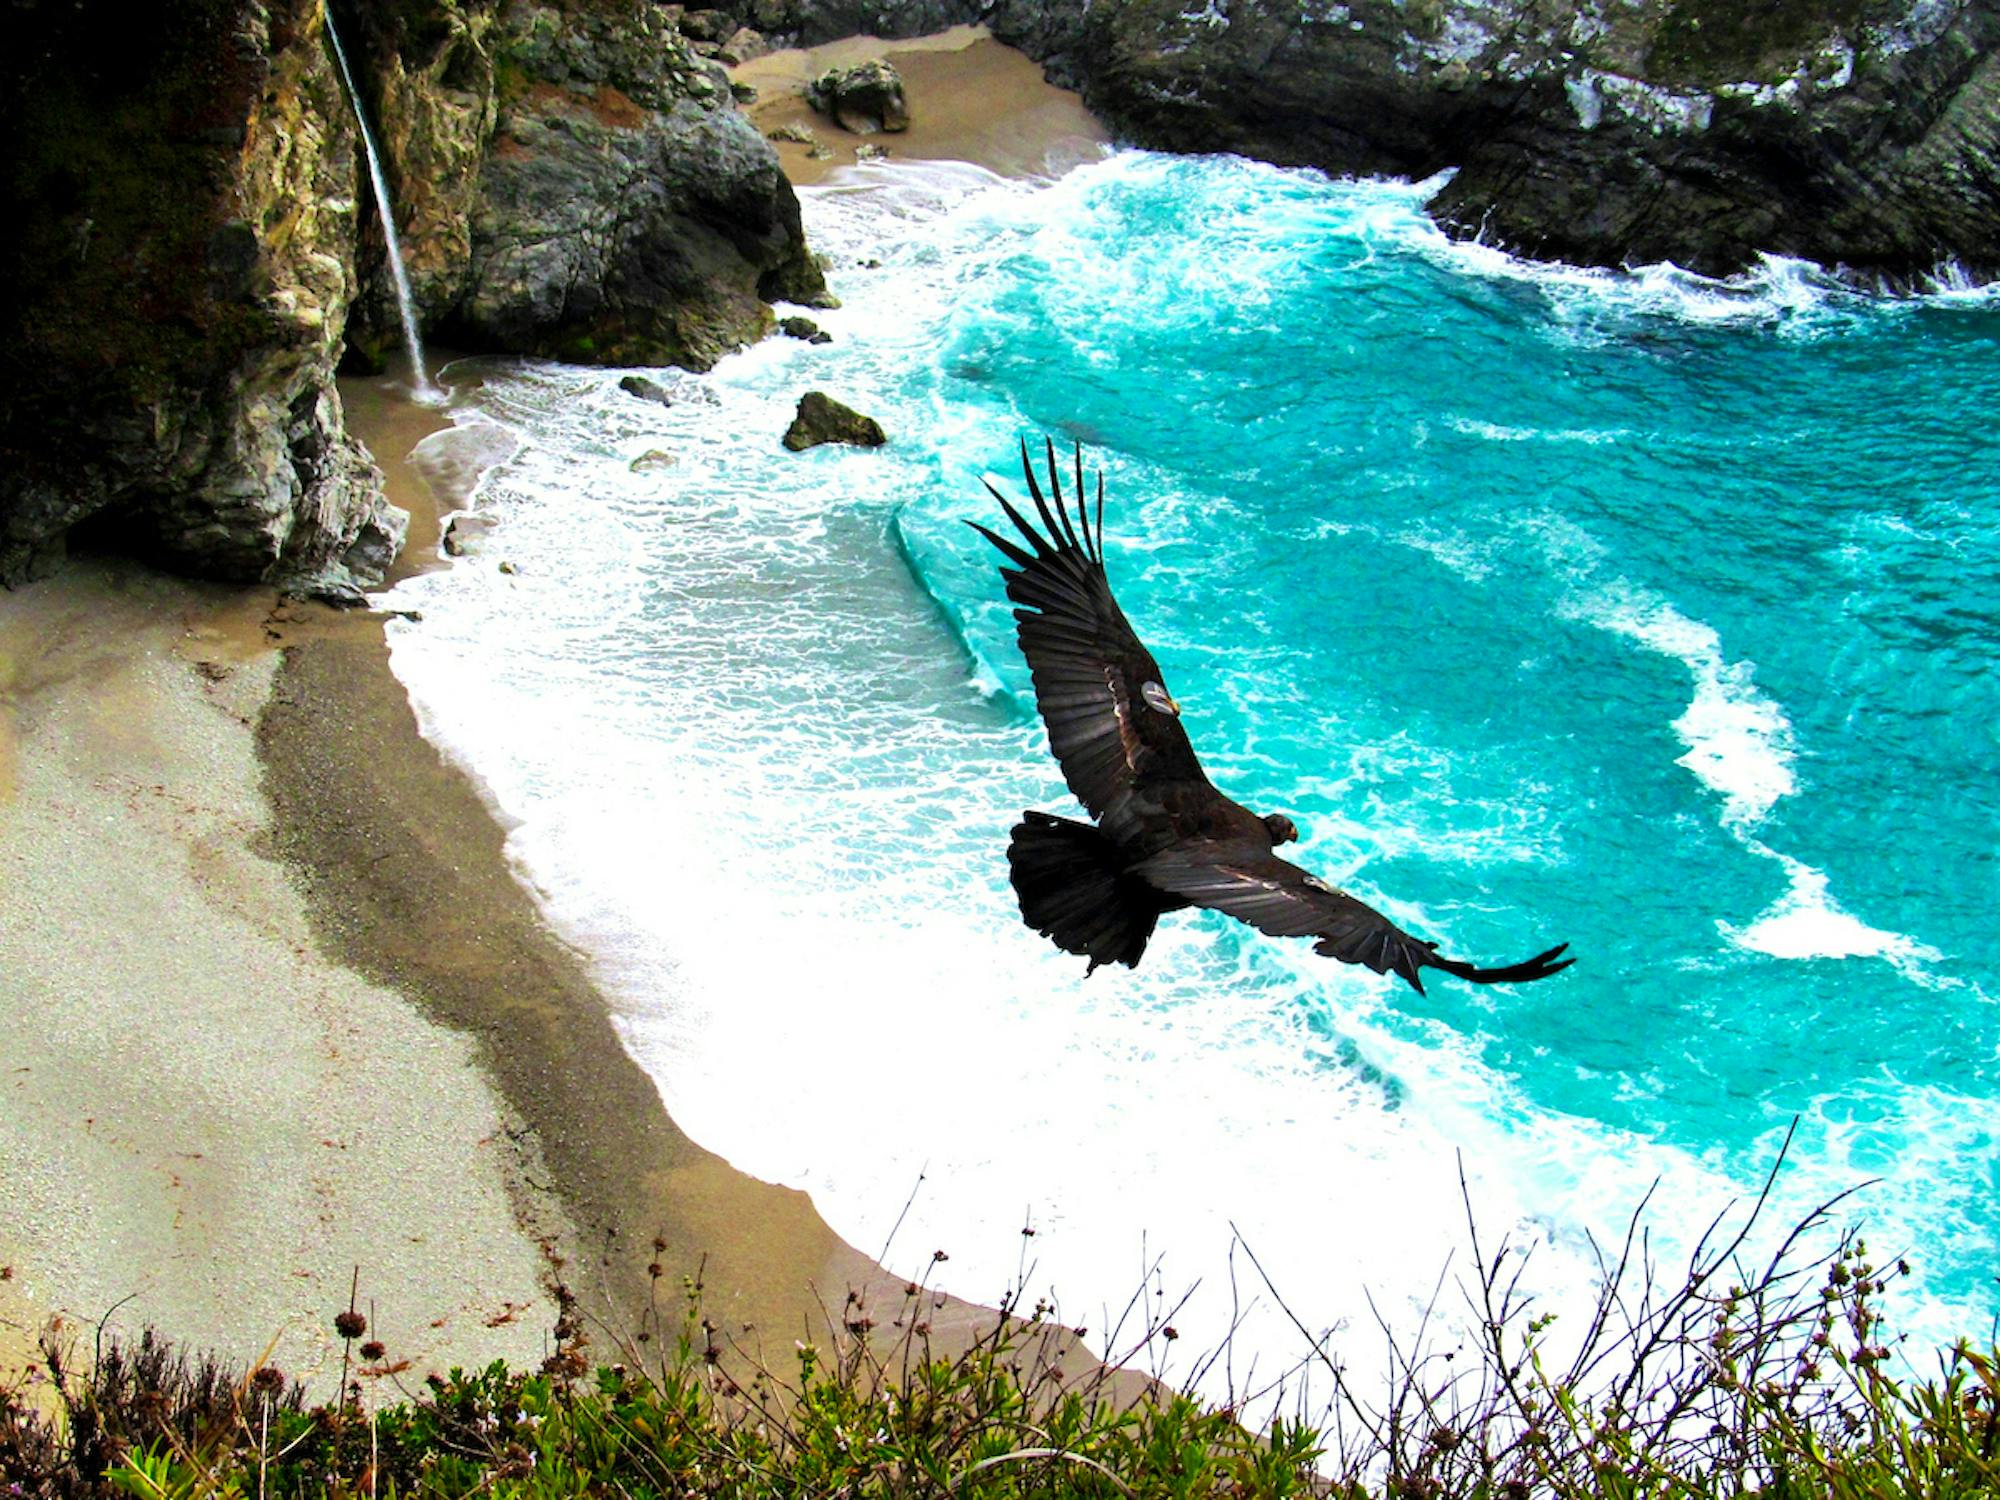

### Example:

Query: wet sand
xmin=735 ymin=25 xmax=1109 ymax=187
xmin=255 ymin=490 xmax=878 ymax=1355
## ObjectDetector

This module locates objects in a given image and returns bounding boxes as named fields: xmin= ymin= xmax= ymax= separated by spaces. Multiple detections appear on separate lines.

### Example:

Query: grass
xmin=4 ymin=1135 xmax=1997 ymax=1497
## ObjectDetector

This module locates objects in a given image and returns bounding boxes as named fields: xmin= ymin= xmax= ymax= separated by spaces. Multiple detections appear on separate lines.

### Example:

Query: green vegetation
xmin=1647 ymin=0 xmax=1872 ymax=86
xmin=5 ymin=1152 xmax=1998 ymax=1497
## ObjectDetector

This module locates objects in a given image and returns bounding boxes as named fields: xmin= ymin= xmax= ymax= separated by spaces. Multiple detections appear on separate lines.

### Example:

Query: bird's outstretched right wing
xmin=1134 ymin=840 xmax=1573 ymax=995
xmin=969 ymin=440 xmax=1211 ymax=834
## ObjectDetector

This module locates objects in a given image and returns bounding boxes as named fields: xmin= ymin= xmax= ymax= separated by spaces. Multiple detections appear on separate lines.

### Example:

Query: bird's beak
xmin=1168 ymin=696 xmax=1182 ymax=716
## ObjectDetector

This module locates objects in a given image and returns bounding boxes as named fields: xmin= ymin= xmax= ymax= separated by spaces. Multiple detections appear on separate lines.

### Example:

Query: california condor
xmin=969 ymin=440 xmax=1573 ymax=995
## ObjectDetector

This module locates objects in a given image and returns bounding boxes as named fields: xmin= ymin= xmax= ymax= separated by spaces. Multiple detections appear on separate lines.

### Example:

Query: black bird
xmin=969 ymin=439 xmax=1573 ymax=995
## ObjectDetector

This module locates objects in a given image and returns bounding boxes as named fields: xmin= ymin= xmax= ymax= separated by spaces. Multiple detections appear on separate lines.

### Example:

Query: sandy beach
xmin=735 ymin=25 xmax=1109 ymax=186
xmin=0 ymin=562 xmax=558 ymax=1395
xmin=0 ymin=29 xmax=1103 ymax=1403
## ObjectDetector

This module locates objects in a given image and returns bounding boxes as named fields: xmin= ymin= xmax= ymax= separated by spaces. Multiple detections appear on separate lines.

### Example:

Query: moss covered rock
xmin=782 ymin=391 xmax=886 ymax=450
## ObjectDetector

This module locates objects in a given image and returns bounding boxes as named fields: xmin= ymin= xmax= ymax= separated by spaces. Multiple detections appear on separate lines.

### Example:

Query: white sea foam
xmin=1725 ymin=844 xmax=1949 ymax=984
xmin=1583 ymin=588 xmax=1798 ymax=830
xmin=1445 ymin=416 xmax=1629 ymax=446
xmin=1319 ymin=167 xmax=2000 ymax=338
xmin=1521 ymin=515 xmax=1947 ymax=989
xmin=373 ymin=151 xmax=1988 ymax=1407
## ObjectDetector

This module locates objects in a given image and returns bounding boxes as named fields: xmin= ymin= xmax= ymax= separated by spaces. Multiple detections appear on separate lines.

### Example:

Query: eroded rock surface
xmin=782 ymin=391 xmax=887 ymax=449
xmin=351 ymin=0 xmax=830 ymax=371
xmin=1 ymin=0 xmax=403 ymax=592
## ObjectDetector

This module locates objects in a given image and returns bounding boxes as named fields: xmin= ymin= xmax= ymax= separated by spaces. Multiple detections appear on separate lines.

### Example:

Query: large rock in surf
xmin=782 ymin=391 xmax=886 ymax=450
xmin=0 ymin=0 xmax=403 ymax=593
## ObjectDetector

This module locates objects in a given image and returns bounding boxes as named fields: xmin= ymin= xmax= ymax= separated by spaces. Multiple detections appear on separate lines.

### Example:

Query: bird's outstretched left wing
xmin=1134 ymin=841 xmax=1573 ymax=994
xmin=969 ymin=440 xmax=1210 ymax=835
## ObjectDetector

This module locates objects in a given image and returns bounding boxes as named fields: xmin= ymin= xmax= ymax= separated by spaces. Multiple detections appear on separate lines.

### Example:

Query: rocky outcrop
xmin=750 ymin=0 xmax=2000 ymax=280
xmin=349 ymin=0 xmax=830 ymax=372
xmin=1070 ymin=0 xmax=2000 ymax=279
xmin=0 ymin=0 xmax=403 ymax=593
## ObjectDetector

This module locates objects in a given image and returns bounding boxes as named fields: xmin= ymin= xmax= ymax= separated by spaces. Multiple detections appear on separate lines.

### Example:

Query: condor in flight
xmin=969 ymin=440 xmax=1573 ymax=995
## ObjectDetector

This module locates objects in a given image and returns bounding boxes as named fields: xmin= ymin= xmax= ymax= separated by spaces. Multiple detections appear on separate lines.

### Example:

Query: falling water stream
xmin=325 ymin=6 xmax=440 ymax=402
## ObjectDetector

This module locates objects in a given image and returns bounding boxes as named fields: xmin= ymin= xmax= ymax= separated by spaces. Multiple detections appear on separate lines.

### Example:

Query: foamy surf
xmin=1726 ymin=844 xmax=1948 ymax=977
xmin=375 ymin=147 xmax=2000 ymax=1401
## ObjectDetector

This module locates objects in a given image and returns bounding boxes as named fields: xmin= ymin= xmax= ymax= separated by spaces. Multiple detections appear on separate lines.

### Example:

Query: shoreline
xmin=0 ymin=29 xmax=1110 ymax=1400
xmin=333 ymin=363 xmax=897 ymax=1349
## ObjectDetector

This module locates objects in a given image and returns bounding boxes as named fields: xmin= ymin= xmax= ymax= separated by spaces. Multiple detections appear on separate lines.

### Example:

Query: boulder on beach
xmin=717 ymin=26 xmax=770 ymax=65
xmin=782 ymin=391 xmax=886 ymax=451
xmin=442 ymin=512 xmax=500 ymax=557
xmin=807 ymin=59 xmax=910 ymax=135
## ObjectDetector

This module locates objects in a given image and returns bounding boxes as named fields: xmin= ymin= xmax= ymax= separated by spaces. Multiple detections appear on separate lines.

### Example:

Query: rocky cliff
xmin=1 ymin=0 xmax=401 ymax=593
xmin=344 ymin=0 xmax=828 ymax=370
xmin=1 ymin=0 xmax=825 ymax=589
xmin=6 ymin=0 xmax=1993 ymax=588
xmin=739 ymin=0 xmax=2000 ymax=280
xmin=1075 ymin=0 xmax=2000 ymax=280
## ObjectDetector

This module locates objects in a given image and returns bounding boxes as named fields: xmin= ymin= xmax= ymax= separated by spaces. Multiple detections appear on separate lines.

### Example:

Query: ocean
xmin=378 ymin=150 xmax=2000 ymax=1401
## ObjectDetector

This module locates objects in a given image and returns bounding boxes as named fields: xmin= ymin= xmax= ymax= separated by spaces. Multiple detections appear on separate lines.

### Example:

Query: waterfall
xmin=324 ymin=6 xmax=440 ymax=402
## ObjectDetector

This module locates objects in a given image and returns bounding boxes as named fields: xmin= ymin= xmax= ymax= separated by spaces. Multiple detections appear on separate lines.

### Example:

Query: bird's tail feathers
xmin=1311 ymin=934 xmax=1572 ymax=994
xmin=1426 ymin=942 xmax=1574 ymax=987
xmin=1007 ymin=810 xmax=1158 ymax=974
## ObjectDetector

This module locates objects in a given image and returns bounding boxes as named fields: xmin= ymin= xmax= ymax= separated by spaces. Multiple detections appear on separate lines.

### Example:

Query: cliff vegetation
xmin=3 ymin=1207 xmax=1997 ymax=1498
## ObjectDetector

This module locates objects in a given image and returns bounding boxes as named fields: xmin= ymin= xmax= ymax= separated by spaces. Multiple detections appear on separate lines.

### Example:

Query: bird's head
xmin=1140 ymin=680 xmax=1181 ymax=717
xmin=1262 ymin=813 xmax=1299 ymax=846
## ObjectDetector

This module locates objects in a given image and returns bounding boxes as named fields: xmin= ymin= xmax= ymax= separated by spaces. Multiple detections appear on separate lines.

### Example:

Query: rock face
xmin=337 ymin=0 xmax=503 ymax=369
xmin=3 ymin=0 xmax=832 ymax=587
xmin=0 ymin=0 xmax=403 ymax=592
xmin=349 ymin=0 xmax=831 ymax=372
xmin=758 ymin=0 xmax=2000 ymax=280
xmin=1070 ymin=0 xmax=2000 ymax=279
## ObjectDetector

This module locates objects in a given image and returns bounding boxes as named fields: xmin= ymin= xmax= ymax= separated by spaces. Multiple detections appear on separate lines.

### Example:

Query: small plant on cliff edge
xmin=3 ymin=1141 xmax=1998 ymax=1497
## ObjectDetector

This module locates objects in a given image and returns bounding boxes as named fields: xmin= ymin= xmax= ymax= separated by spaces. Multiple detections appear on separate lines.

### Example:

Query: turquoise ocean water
xmin=381 ymin=151 xmax=2000 ymax=1395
